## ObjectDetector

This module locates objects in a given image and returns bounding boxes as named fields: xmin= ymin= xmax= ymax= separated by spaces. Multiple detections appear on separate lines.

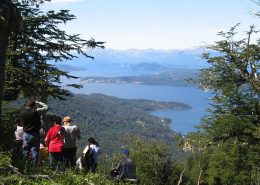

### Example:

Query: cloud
xmin=50 ymin=0 xmax=83 ymax=4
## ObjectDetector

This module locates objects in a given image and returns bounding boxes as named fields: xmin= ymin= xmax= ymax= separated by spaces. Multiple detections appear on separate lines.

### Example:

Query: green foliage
xmin=52 ymin=171 xmax=123 ymax=185
xmin=5 ymin=1 xmax=104 ymax=102
xmin=0 ymin=151 xmax=12 ymax=167
xmin=124 ymin=136 xmax=189 ymax=185
xmin=0 ymin=151 xmax=127 ymax=185
xmin=0 ymin=101 xmax=20 ymax=150
xmin=178 ymin=132 xmax=210 ymax=185
xmin=184 ymin=155 xmax=206 ymax=185
xmin=206 ymin=142 xmax=243 ymax=185
xmin=194 ymin=24 xmax=260 ymax=184
xmin=0 ymin=169 xmax=126 ymax=185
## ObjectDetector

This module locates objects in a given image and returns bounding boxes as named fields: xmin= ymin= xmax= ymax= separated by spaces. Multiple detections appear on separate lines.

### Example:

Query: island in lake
xmin=80 ymin=69 xmax=199 ymax=86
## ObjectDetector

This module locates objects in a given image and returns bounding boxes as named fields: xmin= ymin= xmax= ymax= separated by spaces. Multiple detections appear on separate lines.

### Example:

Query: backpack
xmin=80 ymin=146 xmax=94 ymax=170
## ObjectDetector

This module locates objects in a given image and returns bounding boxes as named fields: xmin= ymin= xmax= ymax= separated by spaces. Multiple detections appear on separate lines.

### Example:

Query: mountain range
xmin=55 ymin=48 xmax=209 ymax=78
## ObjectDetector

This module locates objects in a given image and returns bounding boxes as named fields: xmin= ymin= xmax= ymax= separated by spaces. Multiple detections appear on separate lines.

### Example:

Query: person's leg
xmin=30 ymin=132 xmax=40 ymax=165
xmin=55 ymin=152 xmax=64 ymax=172
xmin=49 ymin=152 xmax=60 ymax=171
xmin=84 ymin=160 xmax=91 ymax=172
xmin=14 ymin=140 xmax=23 ymax=159
xmin=69 ymin=147 xmax=77 ymax=168
xmin=49 ymin=152 xmax=55 ymax=168
xmin=91 ymin=162 xmax=97 ymax=173
xmin=55 ymin=152 xmax=63 ymax=163
xmin=23 ymin=132 xmax=33 ymax=161
xmin=62 ymin=148 xmax=70 ymax=168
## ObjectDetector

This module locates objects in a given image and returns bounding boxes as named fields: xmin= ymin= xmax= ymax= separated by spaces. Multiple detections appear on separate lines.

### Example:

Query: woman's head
xmin=88 ymin=137 xmax=96 ymax=145
xmin=15 ymin=118 xmax=22 ymax=126
xmin=55 ymin=116 xmax=62 ymax=125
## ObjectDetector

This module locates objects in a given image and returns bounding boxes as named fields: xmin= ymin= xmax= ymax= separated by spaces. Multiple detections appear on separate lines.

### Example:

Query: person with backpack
xmin=78 ymin=137 xmax=101 ymax=173
xmin=20 ymin=100 xmax=48 ymax=164
xmin=45 ymin=116 xmax=64 ymax=171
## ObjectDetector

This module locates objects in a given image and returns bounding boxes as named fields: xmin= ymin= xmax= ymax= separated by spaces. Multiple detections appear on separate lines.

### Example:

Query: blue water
xmin=67 ymin=82 xmax=212 ymax=135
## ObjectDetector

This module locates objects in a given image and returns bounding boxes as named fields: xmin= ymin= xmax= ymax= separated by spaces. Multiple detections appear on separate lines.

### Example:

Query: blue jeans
xmin=23 ymin=132 xmax=40 ymax=164
xmin=49 ymin=152 xmax=63 ymax=167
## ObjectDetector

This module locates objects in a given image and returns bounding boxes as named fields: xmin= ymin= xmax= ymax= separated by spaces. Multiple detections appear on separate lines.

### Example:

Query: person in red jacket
xmin=45 ymin=116 xmax=64 ymax=171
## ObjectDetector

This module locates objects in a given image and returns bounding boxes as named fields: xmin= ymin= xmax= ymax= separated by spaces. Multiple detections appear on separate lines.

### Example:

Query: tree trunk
xmin=0 ymin=32 xmax=9 ymax=130
xmin=197 ymin=168 xmax=202 ymax=185
xmin=177 ymin=167 xmax=186 ymax=185
xmin=0 ymin=0 xmax=21 ymax=145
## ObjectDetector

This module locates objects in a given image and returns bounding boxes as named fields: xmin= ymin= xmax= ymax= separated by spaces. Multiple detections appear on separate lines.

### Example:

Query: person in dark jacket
xmin=110 ymin=149 xmax=137 ymax=182
xmin=20 ymin=100 xmax=48 ymax=164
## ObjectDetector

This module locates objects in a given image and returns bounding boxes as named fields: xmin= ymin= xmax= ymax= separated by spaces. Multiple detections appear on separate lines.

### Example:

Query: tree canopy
xmin=190 ymin=24 xmax=260 ymax=184
xmin=5 ymin=0 xmax=104 ymax=103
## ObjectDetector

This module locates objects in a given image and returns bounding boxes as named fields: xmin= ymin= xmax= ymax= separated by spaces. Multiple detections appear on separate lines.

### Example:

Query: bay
xmin=67 ymin=82 xmax=212 ymax=135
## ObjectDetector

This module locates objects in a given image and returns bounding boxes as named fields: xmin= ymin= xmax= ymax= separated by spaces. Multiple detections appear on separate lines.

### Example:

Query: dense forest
xmin=48 ymin=94 xmax=189 ymax=153
xmin=0 ymin=0 xmax=260 ymax=184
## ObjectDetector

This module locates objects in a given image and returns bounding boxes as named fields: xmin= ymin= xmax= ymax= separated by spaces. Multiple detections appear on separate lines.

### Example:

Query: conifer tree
xmin=0 ymin=0 xmax=21 ymax=145
xmin=5 ymin=0 xmax=104 ymax=103
xmin=0 ymin=0 xmax=104 ymax=148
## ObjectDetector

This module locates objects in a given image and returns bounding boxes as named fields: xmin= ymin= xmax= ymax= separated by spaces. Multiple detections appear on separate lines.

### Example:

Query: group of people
xmin=15 ymin=99 xmax=137 ymax=181
xmin=45 ymin=115 xmax=83 ymax=170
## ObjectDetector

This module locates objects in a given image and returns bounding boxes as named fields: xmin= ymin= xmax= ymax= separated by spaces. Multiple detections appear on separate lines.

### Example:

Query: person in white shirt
xmin=15 ymin=119 xmax=24 ymax=142
xmin=14 ymin=118 xmax=24 ymax=157
xmin=77 ymin=137 xmax=101 ymax=173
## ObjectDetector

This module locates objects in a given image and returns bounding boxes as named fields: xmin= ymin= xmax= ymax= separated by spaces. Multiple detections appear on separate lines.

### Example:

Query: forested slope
xmin=47 ymin=93 xmax=190 ymax=154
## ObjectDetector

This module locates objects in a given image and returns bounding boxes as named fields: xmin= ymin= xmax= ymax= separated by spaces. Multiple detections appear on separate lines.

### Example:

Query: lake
xmin=67 ymin=82 xmax=212 ymax=135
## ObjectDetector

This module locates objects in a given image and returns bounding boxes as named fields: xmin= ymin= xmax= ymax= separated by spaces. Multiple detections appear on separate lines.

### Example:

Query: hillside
xmin=47 ymin=93 xmax=190 ymax=154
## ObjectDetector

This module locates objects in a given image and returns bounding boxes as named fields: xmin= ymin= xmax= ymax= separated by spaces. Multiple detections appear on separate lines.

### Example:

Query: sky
xmin=43 ymin=0 xmax=260 ymax=50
